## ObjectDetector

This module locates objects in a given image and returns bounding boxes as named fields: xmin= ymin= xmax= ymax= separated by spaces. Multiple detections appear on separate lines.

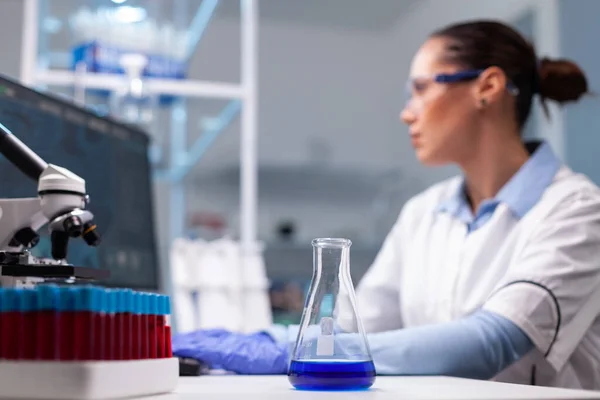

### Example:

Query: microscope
xmin=0 ymin=122 xmax=108 ymax=288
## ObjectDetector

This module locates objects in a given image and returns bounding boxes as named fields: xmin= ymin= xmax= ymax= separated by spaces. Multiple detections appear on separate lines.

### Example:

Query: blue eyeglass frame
xmin=409 ymin=69 xmax=520 ymax=96
xmin=433 ymin=69 xmax=483 ymax=83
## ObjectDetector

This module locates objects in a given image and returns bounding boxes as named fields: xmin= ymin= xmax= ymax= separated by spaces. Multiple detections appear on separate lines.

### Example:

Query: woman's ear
xmin=473 ymin=66 xmax=507 ymax=109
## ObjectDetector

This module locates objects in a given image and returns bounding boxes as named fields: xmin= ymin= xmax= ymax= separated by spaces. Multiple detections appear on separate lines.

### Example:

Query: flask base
xmin=288 ymin=360 xmax=375 ymax=391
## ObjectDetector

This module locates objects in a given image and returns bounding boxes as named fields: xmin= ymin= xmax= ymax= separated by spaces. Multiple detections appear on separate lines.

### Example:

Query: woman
xmin=173 ymin=20 xmax=600 ymax=389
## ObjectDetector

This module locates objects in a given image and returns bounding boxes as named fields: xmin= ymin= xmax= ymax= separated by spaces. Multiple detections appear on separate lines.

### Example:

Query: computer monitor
xmin=0 ymin=75 xmax=159 ymax=290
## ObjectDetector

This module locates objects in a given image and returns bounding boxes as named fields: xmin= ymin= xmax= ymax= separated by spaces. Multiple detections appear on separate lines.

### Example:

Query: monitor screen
xmin=0 ymin=75 xmax=159 ymax=290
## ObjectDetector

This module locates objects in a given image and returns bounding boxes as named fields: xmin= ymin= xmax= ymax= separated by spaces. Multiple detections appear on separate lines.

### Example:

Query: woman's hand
xmin=172 ymin=329 xmax=290 ymax=375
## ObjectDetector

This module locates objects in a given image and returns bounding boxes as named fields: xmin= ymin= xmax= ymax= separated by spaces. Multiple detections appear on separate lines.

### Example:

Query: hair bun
xmin=538 ymin=57 xmax=588 ymax=103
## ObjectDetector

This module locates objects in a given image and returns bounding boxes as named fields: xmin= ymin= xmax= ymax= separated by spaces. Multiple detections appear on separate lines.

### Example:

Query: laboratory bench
xmin=148 ymin=375 xmax=600 ymax=400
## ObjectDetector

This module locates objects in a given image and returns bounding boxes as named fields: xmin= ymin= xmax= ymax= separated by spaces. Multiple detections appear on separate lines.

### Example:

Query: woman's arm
xmin=367 ymin=310 xmax=533 ymax=378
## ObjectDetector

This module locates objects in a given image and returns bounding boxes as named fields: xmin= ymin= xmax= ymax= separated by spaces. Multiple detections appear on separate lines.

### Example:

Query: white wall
xmin=559 ymin=0 xmax=600 ymax=184
xmin=0 ymin=0 xmax=24 ymax=80
xmin=180 ymin=10 xmax=422 ymax=245
xmin=188 ymin=17 xmax=397 ymax=169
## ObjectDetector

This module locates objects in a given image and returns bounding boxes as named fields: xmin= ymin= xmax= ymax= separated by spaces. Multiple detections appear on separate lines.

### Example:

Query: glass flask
xmin=110 ymin=54 xmax=154 ymax=124
xmin=109 ymin=53 xmax=160 ymax=160
xmin=288 ymin=238 xmax=375 ymax=391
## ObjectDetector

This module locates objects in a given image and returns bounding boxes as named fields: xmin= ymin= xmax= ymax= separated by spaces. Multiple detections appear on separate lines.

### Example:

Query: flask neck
xmin=312 ymin=238 xmax=351 ymax=278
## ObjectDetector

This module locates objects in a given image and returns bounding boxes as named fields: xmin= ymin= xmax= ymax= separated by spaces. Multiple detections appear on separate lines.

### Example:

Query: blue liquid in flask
xmin=288 ymin=359 xmax=376 ymax=391
xmin=289 ymin=239 xmax=376 ymax=391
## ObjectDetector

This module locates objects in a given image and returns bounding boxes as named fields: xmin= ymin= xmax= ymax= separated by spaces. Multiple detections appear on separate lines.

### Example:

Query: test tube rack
xmin=0 ymin=285 xmax=178 ymax=400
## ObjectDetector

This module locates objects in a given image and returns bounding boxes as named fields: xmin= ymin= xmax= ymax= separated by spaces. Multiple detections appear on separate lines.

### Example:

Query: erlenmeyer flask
xmin=288 ymin=238 xmax=375 ymax=391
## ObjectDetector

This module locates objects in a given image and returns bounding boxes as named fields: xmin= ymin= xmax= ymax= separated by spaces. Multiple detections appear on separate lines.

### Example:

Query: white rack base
xmin=0 ymin=358 xmax=178 ymax=399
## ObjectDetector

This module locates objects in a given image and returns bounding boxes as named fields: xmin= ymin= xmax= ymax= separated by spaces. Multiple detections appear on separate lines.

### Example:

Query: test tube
xmin=140 ymin=293 xmax=149 ymax=359
xmin=0 ymin=289 xmax=3 ymax=359
xmin=164 ymin=296 xmax=172 ymax=358
xmin=132 ymin=291 xmax=141 ymax=360
xmin=114 ymin=289 xmax=124 ymax=360
xmin=58 ymin=287 xmax=76 ymax=361
xmin=156 ymin=296 xmax=166 ymax=358
xmin=17 ymin=289 xmax=37 ymax=360
xmin=94 ymin=288 xmax=106 ymax=360
xmin=104 ymin=289 xmax=117 ymax=360
xmin=149 ymin=294 xmax=158 ymax=359
xmin=122 ymin=289 xmax=133 ymax=360
xmin=1 ymin=289 xmax=19 ymax=360
xmin=74 ymin=286 xmax=96 ymax=360
xmin=36 ymin=286 xmax=59 ymax=360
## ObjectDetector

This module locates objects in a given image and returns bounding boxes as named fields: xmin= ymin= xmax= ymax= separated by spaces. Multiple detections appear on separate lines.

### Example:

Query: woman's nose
xmin=400 ymin=105 xmax=417 ymax=125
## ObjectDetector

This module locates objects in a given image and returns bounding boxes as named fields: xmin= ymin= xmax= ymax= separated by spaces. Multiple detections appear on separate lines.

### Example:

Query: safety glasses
xmin=404 ymin=69 xmax=519 ymax=115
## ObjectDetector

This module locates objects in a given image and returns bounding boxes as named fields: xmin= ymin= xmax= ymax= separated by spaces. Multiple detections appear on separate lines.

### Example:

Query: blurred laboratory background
xmin=0 ymin=0 xmax=597 ymax=332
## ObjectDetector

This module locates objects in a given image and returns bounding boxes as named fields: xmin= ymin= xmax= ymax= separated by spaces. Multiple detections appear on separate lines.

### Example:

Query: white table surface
xmin=149 ymin=376 xmax=600 ymax=400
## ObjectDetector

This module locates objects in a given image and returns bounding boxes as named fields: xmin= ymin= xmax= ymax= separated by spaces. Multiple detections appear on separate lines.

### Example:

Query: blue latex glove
xmin=172 ymin=329 xmax=289 ymax=374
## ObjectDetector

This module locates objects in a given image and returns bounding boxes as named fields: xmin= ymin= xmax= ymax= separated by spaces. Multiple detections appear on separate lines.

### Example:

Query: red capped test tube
xmin=36 ymin=285 xmax=60 ymax=360
xmin=1 ymin=289 xmax=20 ymax=360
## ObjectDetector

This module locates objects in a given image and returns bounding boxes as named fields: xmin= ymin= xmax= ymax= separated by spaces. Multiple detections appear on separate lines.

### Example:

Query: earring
xmin=480 ymin=98 xmax=487 ymax=107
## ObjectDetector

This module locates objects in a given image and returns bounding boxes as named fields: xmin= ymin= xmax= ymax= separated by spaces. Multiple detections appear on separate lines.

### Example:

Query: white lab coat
xmin=354 ymin=166 xmax=600 ymax=390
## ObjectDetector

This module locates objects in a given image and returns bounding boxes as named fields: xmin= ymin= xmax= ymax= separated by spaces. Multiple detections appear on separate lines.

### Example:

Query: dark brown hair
xmin=431 ymin=20 xmax=588 ymax=128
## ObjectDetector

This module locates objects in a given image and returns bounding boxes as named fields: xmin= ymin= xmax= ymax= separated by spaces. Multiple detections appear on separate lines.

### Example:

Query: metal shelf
xmin=34 ymin=70 xmax=245 ymax=100
xmin=20 ymin=1 xmax=259 ymax=322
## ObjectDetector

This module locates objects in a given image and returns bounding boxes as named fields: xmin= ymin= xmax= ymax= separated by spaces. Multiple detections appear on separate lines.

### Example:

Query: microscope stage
xmin=0 ymin=264 xmax=109 ymax=281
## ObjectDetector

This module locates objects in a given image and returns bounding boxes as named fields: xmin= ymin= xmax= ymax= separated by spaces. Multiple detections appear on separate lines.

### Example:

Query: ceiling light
xmin=112 ymin=6 xmax=147 ymax=23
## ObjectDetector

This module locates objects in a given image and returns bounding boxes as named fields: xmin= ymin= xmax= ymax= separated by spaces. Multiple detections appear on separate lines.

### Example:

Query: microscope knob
xmin=63 ymin=215 xmax=83 ymax=238
xmin=9 ymin=227 xmax=40 ymax=249
xmin=82 ymin=222 xmax=101 ymax=247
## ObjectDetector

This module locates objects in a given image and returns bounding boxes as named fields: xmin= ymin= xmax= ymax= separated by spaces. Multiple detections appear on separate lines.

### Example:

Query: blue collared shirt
xmin=436 ymin=141 xmax=561 ymax=233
